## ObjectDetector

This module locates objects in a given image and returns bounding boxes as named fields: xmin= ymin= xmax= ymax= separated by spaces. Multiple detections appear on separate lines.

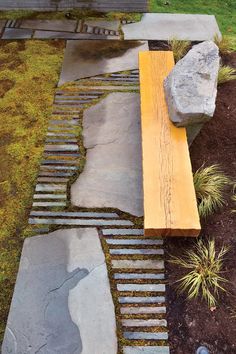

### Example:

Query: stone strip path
xmin=0 ymin=0 xmax=148 ymax=12
xmin=25 ymin=68 xmax=169 ymax=354
xmin=0 ymin=18 xmax=137 ymax=39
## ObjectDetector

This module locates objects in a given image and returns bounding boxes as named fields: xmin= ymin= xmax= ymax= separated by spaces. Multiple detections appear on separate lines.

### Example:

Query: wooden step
xmin=139 ymin=51 xmax=201 ymax=237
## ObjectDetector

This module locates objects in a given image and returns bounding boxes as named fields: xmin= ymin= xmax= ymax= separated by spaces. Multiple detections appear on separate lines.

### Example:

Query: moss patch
xmin=0 ymin=39 xmax=64 ymax=342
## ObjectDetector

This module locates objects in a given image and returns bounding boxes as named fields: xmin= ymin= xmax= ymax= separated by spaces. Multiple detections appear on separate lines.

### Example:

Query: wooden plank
xmin=139 ymin=51 xmax=201 ymax=237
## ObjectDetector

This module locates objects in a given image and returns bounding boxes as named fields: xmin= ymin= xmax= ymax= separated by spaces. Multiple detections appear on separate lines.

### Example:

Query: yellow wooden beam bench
xmin=139 ymin=51 xmax=201 ymax=237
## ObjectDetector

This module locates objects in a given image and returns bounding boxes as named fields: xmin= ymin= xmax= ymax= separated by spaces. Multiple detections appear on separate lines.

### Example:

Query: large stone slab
xmin=2 ymin=228 xmax=117 ymax=354
xmin=2 ymin=28 xmax=33 ymax=39
xmin=59 ymin=40 xmax=148 ymax=85
xmin=71 ymin=92 xmax=143 ymax=217
xmin=122 ymin=13 xmax=222 ymax=41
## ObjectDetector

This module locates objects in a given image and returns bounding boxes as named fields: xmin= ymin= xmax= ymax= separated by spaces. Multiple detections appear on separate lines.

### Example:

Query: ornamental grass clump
xmin=218 ymin=65 xmax=236 ymax=85
xmin=168 ymin=38 xmax=190 ymax=62
xmin=193 ymin=164 xmax=230 ymax=218
xmin=169 ymin=239 xmax=229 ymax=307
xmin=214 ymin=34 xmax=233 ymax=55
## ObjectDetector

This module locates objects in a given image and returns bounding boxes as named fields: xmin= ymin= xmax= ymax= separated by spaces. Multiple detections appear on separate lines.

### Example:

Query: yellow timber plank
xmin=139 ymin=51 xmax=201 ymax=237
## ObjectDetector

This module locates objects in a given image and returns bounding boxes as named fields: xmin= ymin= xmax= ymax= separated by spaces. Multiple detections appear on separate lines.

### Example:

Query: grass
xmin=0 ymin=40 xmax=64 ymax=341
xmin=193 ymin=164 xmax=230 ymax=218
xmin=150 ymin=0 xmax=236 ymax=50
xmin=169 ymin=239 xmax=229 ymax=307
xmin=168 ymin=38 xmax=190 ymax=62
xmin=218 ymin=65 xmax=236 ymax=84
xmin=214 ymin=34 xmax=235 ymax=54
xmin=0 ymin=9 xmax=142 ymax=22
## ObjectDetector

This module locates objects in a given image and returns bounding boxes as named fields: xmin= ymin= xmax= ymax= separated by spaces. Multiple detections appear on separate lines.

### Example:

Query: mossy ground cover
xmin=0 ymin=39 xmax=64 ymax=341
xmin=150 ymin=0 xmax=236 ymax=49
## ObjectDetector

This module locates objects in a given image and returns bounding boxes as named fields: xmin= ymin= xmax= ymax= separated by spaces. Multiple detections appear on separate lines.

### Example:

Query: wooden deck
xmin=139 ymin=51 xmax=201 ymax=237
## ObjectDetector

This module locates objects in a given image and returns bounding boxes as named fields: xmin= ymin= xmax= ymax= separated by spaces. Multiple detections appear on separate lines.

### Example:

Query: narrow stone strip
xmin=119 ymin=297 xmax=165 ymax=304
xmin=30 ymin=211 xmax=119 ymax=218
xmin=32 ymin=202 xmax=66 ymax=207
xmin=122 ymin=319 xmax=167 ymax=327
xmin=123 ymin=347 xmax=170 ymax=354
xmin=106 ymin=239 xmax=163 ymax=245
xmin=112 ymin=260 xmax=164 ymax=269
xmin=103 ymin=229 xmax=144 ymax=236
xmin=124 ymin=332 xmax=168 ymax=340
xmin=117 ymin=284 xmax=166 ymax=292
xmin=114 ymin=273 xmax=165 ymax=280
xmin=28 ymin=218 xmax=133 ymax=226
xmin=110 ymin=249 xmax=164 ymax=255
xmin=35 ymin=184 xmax=66 ymax=192
xmin=33 ymin=194 xmax=67 ymax=199
xmin=120 ymin=307 xmax=166 ymax=315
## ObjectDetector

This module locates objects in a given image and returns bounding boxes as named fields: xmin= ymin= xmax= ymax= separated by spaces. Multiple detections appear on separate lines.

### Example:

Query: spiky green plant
xmin=214 ymin=34 xmax=233 ymax=54
xmin=193 ymin=164 xmax=230 ymax=218
xmin=218 ymin=65 xmax=236 ymax=85
xmin=168 ymin=38 xmax=190 ymax=62
xmin=169 ymin=239 xmax=229 ymax=307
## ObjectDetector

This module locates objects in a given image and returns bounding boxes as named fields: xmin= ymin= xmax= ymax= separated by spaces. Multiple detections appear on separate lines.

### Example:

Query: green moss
xmin=0 ymin=39 xmax=64 ymax=342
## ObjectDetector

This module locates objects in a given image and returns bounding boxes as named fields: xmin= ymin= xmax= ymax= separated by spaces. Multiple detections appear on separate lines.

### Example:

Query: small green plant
xmin=168 ymin=38 xmax=190 ymax=62
xmin=193 ymin=164 xmax=230 ymax=218
xmin=214 ymin=34 xmax=233 ymax=54
xmin=218 ymin=65 xmax=236 ymax=85
xmin=169 ymin=239 xmax=229 ymax=307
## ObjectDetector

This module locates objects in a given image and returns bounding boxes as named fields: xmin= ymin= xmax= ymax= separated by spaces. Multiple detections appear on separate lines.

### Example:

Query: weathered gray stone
xmin=21 ymin=19 xmax=77 ymax=32
xmin=117 ymin=284 xmax=166 ymax=292
xmin=102 ymin=229 xmax=143 ymax=236
xmin=121 ymin=306 xmax=166 ymax=314
xmin=119 ymin=296 xmax=165 ymax=304
xmin=112 ymin=260 xmax=164 ymax=269
xmin=42 ymin=159 xmax=77 ymax=165
xmin=33 ymin=194 xmax=67 ymax=199
xmin=35 ymin=184 xmax=66 ymax=192
xmin=83 ymin=20 xmax=120 ymax=32
xmin=71 ymin=92 xmax=143 ymax=217
xmin=2 ymin=28 xmax=33 ymax=39
xmin=33 ymin=31 xmax=108 ymax=39
xmin=110 ymin=249 xmax=164 ymax=255
xmin=28 ymin=218 xmax=133 ymax=226
xmin=124 ymin=331 xmax=168 ymax=340
xmin=164 ymin=41 xmax=220 ymax=145
xmin=40 ymin=165 xmax=77 ymax=170
xmin=2 ymin=228 xmax=117 ymax=354
xmin=122 ymin=13 xmax=221 ymax=41
xmin=123 ymin=346 xmax=170 ymax=354
xmin=30 ymin=211 xmax=118 ymax=218
xmin=114 ymin=273 xmax=165 ymax=280
xmin=122 ymin=319 xmax=167 ymax=327
xmin=0 ymin=20 xmax=6 ymax=32
xmin=45 ymin=144 xmax=79 ymax=152
xmin=59 ymin=40 xmax=148 ymax=85
xmin=107 ymin=239 xmax=163 ymax=245
xmin=37 ymin=177 xmax=69 ymax=183
xmin=32 ymin=202 xmax=66 ymax=207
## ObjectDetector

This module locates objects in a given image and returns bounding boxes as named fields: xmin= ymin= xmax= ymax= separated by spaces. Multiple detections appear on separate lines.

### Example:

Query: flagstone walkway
xmin=2 ymin=40 xmax=169 ymax=354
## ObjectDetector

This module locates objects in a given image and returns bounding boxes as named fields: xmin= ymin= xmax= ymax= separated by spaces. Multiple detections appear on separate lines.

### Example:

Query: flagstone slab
xmin=33 ymin=31 xmax=108 ymax=39
xmin=83 ymin=20 xmax=120 ymax=32
xmin=59 ymin=40 xmax=148 ymax=85
xmin=20 ymin=19 xmax=77 ymax=32
xmin=122 ymin=13 xmax=221 ymax=41
xmin=71 ymin=92 xmax=143 ymax=217
xmin=2 ymin=28 xmax=33 ymax=39
xmin=124 ymin=346 xmax=170 ymax=354
xmin=2 ymin=228 xmax=117 ymax=354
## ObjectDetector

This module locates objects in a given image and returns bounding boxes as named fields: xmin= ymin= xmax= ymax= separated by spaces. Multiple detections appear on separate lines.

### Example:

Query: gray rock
xmin=121 ymin=306 xmax=166 ymax=314
xmin=20 ymin=19 xmax=77 ymax=32
xmin=164 ymin=41 xmax=220 ymax=145
xmin=83 ymin=20 xmax=120 ymax=32
xmin=122 ymin=13 xmax=221 ymax=41
xmin=122 ymin=319 xmax=167 ymax=327
xmin=2 ymin=28 xmax=33 ymax=39
xmin=117 ymin=284 xmax=166 ymax=292
xmin=59 ymin=40 xmax=148 ymax=85
xmin=102 ymin=229 xmax=144 ymax=236
xmin=114 ymin=273 xmax=165 ymax=280
xmin=110 ymin=248 xmax=164 ymax=255
xmin=28 ymin=218 xmax=133 ymax=226
xmin=124 ymin=331 xmax=168 ymax=340
xmin=71 ymin=92 xmax=143 ymax=217
xmin=107 ymin=239 xmax=163 ymax=245
xmin=2 ymin=228 xmax=117 ymax=354
xmin=112 ymin=260 xmax=164 ymax=269
xmin=119 ymin=296 xmax=165 ymax=304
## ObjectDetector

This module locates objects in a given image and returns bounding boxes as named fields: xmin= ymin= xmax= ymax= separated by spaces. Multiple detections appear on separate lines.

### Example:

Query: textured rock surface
xmin=164 ymin=41 xmax=220 ymax=144
xmin=2 ymin=228 xmax=117 ymax=354
xmin=122 ymin=13 xmax=221 ymax=41
xmin=59 ymin=40 xmax=148 ymax=85
xmin=71 ymin=92 xmax=143 ymax=217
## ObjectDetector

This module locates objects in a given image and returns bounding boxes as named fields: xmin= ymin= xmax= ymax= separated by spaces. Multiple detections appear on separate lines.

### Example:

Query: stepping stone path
xmin=3 ymin=40 xmax=169 ymax=354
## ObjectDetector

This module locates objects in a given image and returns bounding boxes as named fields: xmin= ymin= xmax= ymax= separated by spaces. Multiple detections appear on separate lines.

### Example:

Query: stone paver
xmin=110 ymin=249 xmax=164 ymax=255
xmin=119 ymin=296 xmax=165 ymax=304
xmin=33 ymin=31 xmax=108 ymax=39
xmin=2 ymin=228 xmax=117 ymax=354
xmin=21 ymin=19 xmax=77 ymax=32
xmin=122 ymin=319 xmax=167 ymax=327
xmin=84 ymin=20 xmax=120 ymax=32
xmin=120 ymin=306 xmax=166 ymax=314
xmin=59 ymin=40 xmax=148 ymax=85
xmin=30 ymin=211 xmax=119 ymax=218
xmin=28 ymin=218 xmax=133 ymax=226
xmin=107 ymin=239 xmax=163 ymax=245
xmin=2 ymin=28 xmax=33 ymax=39
xmin=117 ymin=284 xmax=166 ymax=292
xmin=71 ymin=92 xmax=143 ymax=217
xmin=124 ymin=346 xmax=170 ymax=354
xmin=114 ymin=273 xmax=165 ymax=280
xmin=122 ymin=13 xmax=221 ymax=41
xmin=112 ymin=260 xmax=164 ymax=269
xmin=102 ymin=229 xmax=144 ymax=236
xmin=124 ymin=331 xmax=168 ymax=340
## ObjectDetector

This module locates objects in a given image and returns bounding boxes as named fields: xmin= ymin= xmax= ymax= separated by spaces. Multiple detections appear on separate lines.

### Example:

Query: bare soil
xmin=165 ymin=52 xmax=236 ymax=354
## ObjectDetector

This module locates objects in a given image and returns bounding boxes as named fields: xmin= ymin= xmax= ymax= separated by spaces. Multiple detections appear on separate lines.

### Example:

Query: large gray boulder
xmin=164 ymin=41 xmax=220 ymax=145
